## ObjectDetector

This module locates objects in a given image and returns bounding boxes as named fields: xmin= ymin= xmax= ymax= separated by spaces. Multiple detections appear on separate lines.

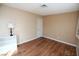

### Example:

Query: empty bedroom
xmin=0 ymin=3 xmax=79 ymax=56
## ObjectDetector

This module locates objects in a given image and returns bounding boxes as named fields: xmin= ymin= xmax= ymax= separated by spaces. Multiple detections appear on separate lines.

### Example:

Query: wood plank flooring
xmin=14 ymin=37 xmax=76 ymax=56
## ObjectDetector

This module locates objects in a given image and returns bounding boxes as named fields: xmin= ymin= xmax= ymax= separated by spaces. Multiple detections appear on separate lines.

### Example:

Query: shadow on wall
xmin=16 ymin=34 xmax=20 ymax=45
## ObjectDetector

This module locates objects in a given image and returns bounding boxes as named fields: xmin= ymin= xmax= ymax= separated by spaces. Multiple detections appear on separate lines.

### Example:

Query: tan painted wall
xmin=43 ymin=12 xmax=78 ymax=45
xmin=0 ymin=5 xmax=42 ymax=44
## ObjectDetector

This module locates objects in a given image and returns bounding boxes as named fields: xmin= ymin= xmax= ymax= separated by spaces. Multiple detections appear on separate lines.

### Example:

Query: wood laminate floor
xmin=14 ymin=37 xmax=76 ymax=56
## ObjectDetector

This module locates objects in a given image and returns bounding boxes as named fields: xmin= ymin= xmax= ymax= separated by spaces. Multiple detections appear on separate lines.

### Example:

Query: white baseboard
xmin=18 ymin=37 xmax=39 ymax=45
xmin=18 ymin=36 xmax=77 ymax=47
xmin=44 ymin=36 xmax=77 ymax=47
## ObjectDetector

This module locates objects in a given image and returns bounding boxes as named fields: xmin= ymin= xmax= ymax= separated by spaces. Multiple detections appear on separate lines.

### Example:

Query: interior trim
xmin=44 ymin=36 xmax=77 ymax=47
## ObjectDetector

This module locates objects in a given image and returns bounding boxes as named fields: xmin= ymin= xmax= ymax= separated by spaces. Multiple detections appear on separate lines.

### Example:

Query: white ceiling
xmin=3 ymin=3 xmax=79 ymax=16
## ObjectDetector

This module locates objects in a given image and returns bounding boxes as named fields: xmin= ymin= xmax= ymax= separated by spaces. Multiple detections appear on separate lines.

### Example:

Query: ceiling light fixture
xmin=40 ymin=4 xmax=48 ymax=8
